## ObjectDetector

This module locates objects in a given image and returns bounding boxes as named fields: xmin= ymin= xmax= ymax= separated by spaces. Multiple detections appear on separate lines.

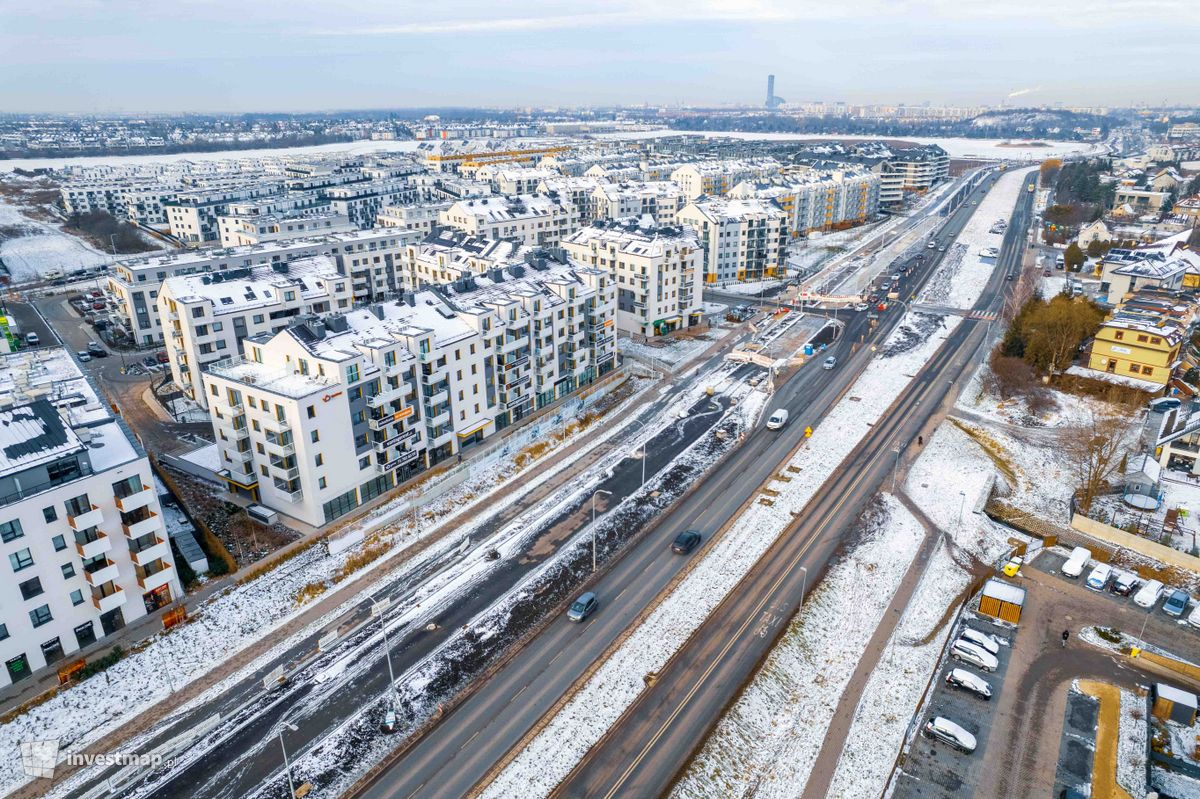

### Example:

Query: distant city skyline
xmin=2 ymin=0 xmax=1198 ymax=113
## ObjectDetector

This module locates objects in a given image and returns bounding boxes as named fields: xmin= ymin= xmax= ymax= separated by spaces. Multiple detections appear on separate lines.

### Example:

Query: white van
xmin=1061 ymin=547 xmax=1092 ymax=578
xmin=951 ymin=639 xmax=998 ymax=673
xmin=766 ymin=409 xmax=789 ymax=430
xmin=1133 ymin=579 xmax=1164 ymax=609
xmin=1086 ymin=563 xmax=1112 ymax=592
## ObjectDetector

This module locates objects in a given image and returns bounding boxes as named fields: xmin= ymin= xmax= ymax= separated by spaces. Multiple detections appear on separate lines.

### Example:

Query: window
xmin=70 ymin=590 xmax=85 ymax=607
xmin=0 ymin=624 xmax=7 ymax=641
xmin=52 ymin=535 xmax=66 ymax=552
xmin=1130 ymin=363 xmax=1141 ymax=373
xmin=62 ymin=562 xmax=75 ymax=579
xmin=191 ymin=307 xmax=204 ymax=319
xmin=29 ymin=605 xmax=52 ymax=628
xmin=42 ymin=507 xmax=57 ymax=524
xmin=1143 ymin=366 xmax=1153 ymax=376
xmin=349 ymin=386 xmax=362 ymax=401
xmin=19 ymin=578 xmax=43 ymax=600
xmin=359 ymin=456 xmax=371 ymax=469
xmin=307 ymin=405 xmax=316 ymax=419
xmin=0 ymin=520 xmax=24 ymax=543
xmin=318 ymin=477 xmax=327 ymax=489
xmin=9 ymin=549 xmax=33 ymax=572
xmin=1151 ymin=337 xmax=1162 ymax=345
xmin=311 ymin=430 xmax=319 ymax=443
xmin=346 ymin=364 xmax=360 ymax=384
xmin=74 ymin=622 xmax=95 ymax=649
xmin=315 ymin=454 xmax=324 ymax=467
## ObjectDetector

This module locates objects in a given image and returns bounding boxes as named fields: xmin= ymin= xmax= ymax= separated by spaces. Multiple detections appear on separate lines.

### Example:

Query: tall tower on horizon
xmin=765 ymin=74 xmax=784 ymax=109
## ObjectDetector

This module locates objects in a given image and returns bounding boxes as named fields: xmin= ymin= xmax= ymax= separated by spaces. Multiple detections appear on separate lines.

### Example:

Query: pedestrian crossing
xmin=908 ymin=303 xmax=997 ymax=321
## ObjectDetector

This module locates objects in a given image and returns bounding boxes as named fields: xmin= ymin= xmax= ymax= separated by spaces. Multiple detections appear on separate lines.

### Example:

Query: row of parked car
xmin=923 ymin=628 xmax=1005 ymax=754
xmin=1062 ymin=546 xmax=1200 ymax=626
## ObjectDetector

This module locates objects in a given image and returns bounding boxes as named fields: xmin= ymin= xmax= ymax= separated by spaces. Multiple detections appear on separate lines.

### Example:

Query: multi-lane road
xmin=348 ymin=170 xmax=1017 ymax=799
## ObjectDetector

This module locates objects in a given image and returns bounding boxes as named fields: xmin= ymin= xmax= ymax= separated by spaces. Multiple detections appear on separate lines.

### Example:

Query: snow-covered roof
xmin=564 ymin=220 xmax=699 ymax=258
xmin=1155 ymin=683 xmax=1197 ymax=708
xmin=1125 ymin=453 xmax=1161 ymax=483
xmin=0 ymin=399 xmax=84 ymax=476
xmin=161 ymin=255 xmax=343 ymax=314
xmin=981 ymin=578 xmax=1025 ymax=605
xmin=680 ymin=196 xmax=787 ymax=222
xmin=445 ymin=194 xmax=571 ymax=224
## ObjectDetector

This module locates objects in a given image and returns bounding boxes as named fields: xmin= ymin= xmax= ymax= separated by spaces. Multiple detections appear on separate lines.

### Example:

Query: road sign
xmin=804 ymin=426 xmax=813 ymax=438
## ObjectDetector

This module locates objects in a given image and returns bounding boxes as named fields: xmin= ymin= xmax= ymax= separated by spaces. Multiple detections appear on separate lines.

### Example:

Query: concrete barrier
xmin=1070 ymin=513 xmax=1200 ymax=574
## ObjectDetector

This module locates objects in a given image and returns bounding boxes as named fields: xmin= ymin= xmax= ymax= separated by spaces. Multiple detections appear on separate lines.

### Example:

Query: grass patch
xmin=1095 ymin=627 xmax=1123 ymax=644
xmin=949 ymin=418 xmax=1020 ymax=486
xmin=333 ymin=540 xmax=390 ymax=583
xmin=296 ymin=582 xmax=328 ymax=606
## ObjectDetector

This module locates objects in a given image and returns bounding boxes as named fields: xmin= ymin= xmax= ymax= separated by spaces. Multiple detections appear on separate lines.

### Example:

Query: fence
xmin=1070 ymin=514 xmax=1200 ymax=574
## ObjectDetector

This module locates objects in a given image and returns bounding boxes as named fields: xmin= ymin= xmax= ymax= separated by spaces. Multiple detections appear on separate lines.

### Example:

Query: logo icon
xmin=20 ymin=739 xmax=59 ymax=779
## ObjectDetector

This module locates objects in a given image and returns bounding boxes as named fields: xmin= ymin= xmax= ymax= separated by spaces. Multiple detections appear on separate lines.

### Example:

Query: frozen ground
xmin=481 ymin=308 xmax=962 ymax=798
xmin=956 ymin=359 xmax=1102 ymax=429
xmin=2 ymin=378 xmax=664 ymax=798
xmin=1152 ymin=764 xmax=1200 ymax=797
xmin=619 ymin=327 xmax=733 ymax=369
xmin=0 ymin=197 xmax=111 ymax=281
xmin=669 ymin=495 xmax=926 ymax=799
xmin=1117 ymin=688 xmax=1149 ymax=798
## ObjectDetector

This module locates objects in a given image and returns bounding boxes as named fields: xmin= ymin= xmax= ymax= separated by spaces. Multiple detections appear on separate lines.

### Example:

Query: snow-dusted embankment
xmin=670 ymin=495 xmax=925 ymax=799
xmin=480 ymin=311 xmax=960 ymax=799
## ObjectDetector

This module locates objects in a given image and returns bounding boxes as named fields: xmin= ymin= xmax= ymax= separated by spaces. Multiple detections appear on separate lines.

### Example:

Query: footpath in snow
xmin=480 ymin=307 xmax=961 ymax=799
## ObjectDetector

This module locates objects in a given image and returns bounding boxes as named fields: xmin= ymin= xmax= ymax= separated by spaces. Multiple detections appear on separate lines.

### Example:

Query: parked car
xmin=1086 ymin=563 xmax=1113 ymax=592
xmin=76 ymin=351 xmax=92 ymax=362
xmin=1163 ymin=589 xmax=1190 ymax=618
xmin=155 ymin=351 xmax=169 ymax=364
xmin=922 ymin=716 xmax=977 ymax=753
xmin=24 ymin=332 xmax=39 ymax=346
xmin=1061 ymin=546 xmax=1092 ymax=578
xmin=766 ymin=409 xmax=789 ymax=430
xmin=86 ymin=341 xmax=107 ymax=357
xmin=945 ymin=668 xmax=992 ymax=700
xmin=822 ymin=356 xmax=837 ymax=370
xmin=1111 ymin=571 xmax=1140 ymax=597
xmin=951 ymin=639 xmax=998 ymax=672
xmin=671 ymin=530 xmax=702 ymax=555
xmin=567 ymin=592 xmax=599 ymax=622
xmin=959 ymin=628 xmax=1000 ymax=656
xmin=1133 ymin=579 xmax=1165 ymax=609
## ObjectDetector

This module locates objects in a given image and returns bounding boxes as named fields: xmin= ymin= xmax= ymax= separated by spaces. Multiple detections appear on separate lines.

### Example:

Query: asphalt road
xmin=349 ymin=172 xmax=1006 ymax=799
xmin=550 ymin=181 xmax=1033 ymax=799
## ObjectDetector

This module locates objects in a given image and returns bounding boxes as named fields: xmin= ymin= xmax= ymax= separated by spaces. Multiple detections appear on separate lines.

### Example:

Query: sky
xmin=1 ymin=0 xmax=1197 ymax=114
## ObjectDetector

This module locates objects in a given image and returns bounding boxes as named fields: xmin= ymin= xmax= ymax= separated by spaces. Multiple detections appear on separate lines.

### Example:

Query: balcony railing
xmin=114 ymin=484 xmax=154 ymax=513
xmin=121 ymin=510 xmax=160 ymax=540
xmin=262 ymin=418 xmax=291 ymax=436
xmin=75 ymin=529 xmax=111 ymax=560
xmin=92 ymin=585 xmax=126 ymax=613
xmin=129 ymin=536 xmax=170 ymax=567
xmin=264 ymin=438 xmax=295 ymax=457
xmin=377 ymin=448 xmax=420 ymax=473
xmin=136 ymin=561 xmax=174 ymax=591
xmin=67 ymin=504 xmax=104 ymax=531
xmin=84 ymin=558 xmax=121 ymax=587
xmin=367 ymin=386 xmax=405 ymax=408
xmin=271 ymin=463 xmax=300 ymax=481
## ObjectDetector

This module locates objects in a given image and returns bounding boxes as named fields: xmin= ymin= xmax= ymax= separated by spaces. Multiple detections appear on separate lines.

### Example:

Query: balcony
xmin=422 ymin=387 xmax=449 ymax=406
xmin=74 ymin=529 xmax=112 ymax=560
xmin=136 ymin=561 xmax=174 ymax=592
xmin=226 ymin=424 xmax=251 ymax=441
xmin=276 ymin=487 xmax=303 ymax=503
xmin=84 ymin=558 xmax=121 ymax=587
xmin=92 ymin=585 xmax=126 ymax=614
xmin=271 ymin=463 xmax=300 ymax=481
xmin=367 ymin=385 xmax=405 ymax=408
xmin=426 ymin=409 xmax=450 ymax=428
xmin=226 ymin=402 xmax=244 ymax=416
xmin=503 ymin=355 xmax=530 ymax=372
xmin=262 ymin=418 xmax=291 ymax=437
xmin=368 ymin=414 xmax=393 ymax=431
xmin=67 ymin=504 xmax=104 ymax=531
xmin=219 ymin=466 xmax=258 ymax=486
xmin=114 ymin=484 xmax=155 ymax=513
xmin=170 ymin=328 xmax=183 ymax=339
xmin=264 ymin=438 xmax=295 ymax=458
xmin=377 ymin=448 xmax=420 ymax=473
xmin=228 ymin=448 xmax=254 ymax=464
xmin=122 ymin=510 xmax=160 ymax=540
xmin=129 ymin=536 xmax=170 ymax=567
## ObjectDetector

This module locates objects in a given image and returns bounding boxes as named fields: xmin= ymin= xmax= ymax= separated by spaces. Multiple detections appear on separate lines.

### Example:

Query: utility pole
xmin=591 ymin=489 xmax=613 ymax=572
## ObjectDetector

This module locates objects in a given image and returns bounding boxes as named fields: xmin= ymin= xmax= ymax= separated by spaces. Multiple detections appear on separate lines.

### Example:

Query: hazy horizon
xmin=2 ymin=0 xmax=1198 ymax=114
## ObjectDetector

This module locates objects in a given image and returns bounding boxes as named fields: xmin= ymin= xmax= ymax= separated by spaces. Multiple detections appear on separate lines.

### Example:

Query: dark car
xmin=671 ymin=530 xmax=702 ymax=555
xmin=567 ymin=592 xmax=598 ymax=622
xmin=87 ymin=341 xmax=107 ymax=357
xmin=155 ymin=351 xmax=169 ymax=364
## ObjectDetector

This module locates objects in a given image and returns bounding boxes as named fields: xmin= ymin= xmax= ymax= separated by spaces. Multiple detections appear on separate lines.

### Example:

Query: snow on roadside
xmin=619 ymin=327 xmax=732 ymax=368
xmin=918 ymin=166 xmax=1037 ymax=310
xmin=1117 ymin=688 xmax=1149 ymax=798
xmin=1152 ymin=764 xmax=1200 ymax=798
xmin=824 ymin=539 xmax=974 ymax=799
xmin=480 ymin=310 xmax=961 ymax=799
xmin=955 ymin=359 xmax=1102 ymax=430
xmin=0 ymin=378 xmax=666 ymax=798
xmin=0 ymin=197 xmax=111 ymax=281
xmin=668 ymin=495 xmax=926 ymax=799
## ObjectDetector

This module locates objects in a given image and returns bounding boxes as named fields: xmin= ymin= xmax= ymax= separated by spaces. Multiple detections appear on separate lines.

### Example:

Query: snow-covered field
xmin=0 ymin=197 xmax=111 ymax=281
xmin=669 ymin=495 xmax=925 ymax=799
xmin=956 ymin=359 xmax=1101 ymax=429
xmin=2 ymin=377 xmax=666 ymax=799
xmin=919 ymin=166 xmax=1037 ymax=309
xmin=480 ymin=309 xmax=961 ymax=798
xmin=619 ymin=328 xmax=733 ymax=369
xmin=1152 ymin=764 xmax=1200 ymax=798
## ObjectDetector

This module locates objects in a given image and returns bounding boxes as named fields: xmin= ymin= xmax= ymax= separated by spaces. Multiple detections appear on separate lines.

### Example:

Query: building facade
xmin=676 ymin=197 xmax=789 ymax=283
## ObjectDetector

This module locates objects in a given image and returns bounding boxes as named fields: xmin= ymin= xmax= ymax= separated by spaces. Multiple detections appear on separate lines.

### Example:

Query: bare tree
xmin=1064 ymin=410 xmax=1136 ymax=515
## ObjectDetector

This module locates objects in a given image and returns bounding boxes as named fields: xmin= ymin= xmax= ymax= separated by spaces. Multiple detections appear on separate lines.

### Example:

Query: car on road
xmin=945 ymin=668 xmax=992 ymax=700
xmin=1163 ymin=589 xmax=1190 ymax=617
xmin=766 ymin=409 xmax=789 ymax=430
xmin=86 ymin=341 xmax=107 ymax=357
xmin=959 ymin=628 xmax=1000 ymax=655
xmin=922 ymin=716 xmax=977 ymax=753
xmin=822 ymin=356 xmax=837 ymax=370
xmin=76 ymin=351 xmax=92 ymax=362
xmin=951 ymin=638 xmax=998 ymax=672
xmin=1086 ymin=563 xmax=1113 ymax=592
xmin=937 ymin=245 xmax=947 ymax=253
xmin=671 ymin=530 xmax=702 ymax=555
xmin=1134 ymin=579 xmax=1164 ymax=609
xmin=24 ymin=332 xmax=39 ymax=346
xmin=567 ymin=592 xmax=599 ymax=622
xmin=927 ymin=240 xmax=937 ymax=249
xmin=155 ymin=350 xmax=169 ymax=364
xmin=890 ymin=273 xmax=901 ymax=282
xmin=855 ymin=302 xmax=869 ymax=312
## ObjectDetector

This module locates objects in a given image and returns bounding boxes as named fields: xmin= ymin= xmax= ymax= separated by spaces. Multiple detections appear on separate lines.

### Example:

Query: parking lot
xmin=892 ymin=614 xmax=1018 ymax=799
xmin=1053 ymin=688 xmax=1099 ymax=794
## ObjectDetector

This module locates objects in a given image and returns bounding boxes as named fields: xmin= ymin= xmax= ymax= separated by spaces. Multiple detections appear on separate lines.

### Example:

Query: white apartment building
xmin=563 ymin=221 xmax=703 ymax=337
xmin=677 ymin=198 xmax=790 ymax=284
xmin=439 ymin=194 xmax=580 ymax=247
xmin=166 ymin=182 xmax=285 ymax=244
xmin=536 ymin=176 xmax=610 ymax=223
xmin=729 ymin=167 xmax=880 ymax=237
xmin=109 ymin=228 xmax=420 ymax=345
xmin=590 ymin=181 xmax=687 ymax=227
xmin=61 ymin=179 xmax=180 ymax=227
xmin=325 ymin=178 xmax=419 ymax=229
xmin=217 ymin=210 xmax=354 ymax=247
xmin=202 ymin=259 xmax=616 ymax=527
xmin=0 ymin=349 xmax=181 ymax=687
xmin=377 ymin=200 xmax=455 ymax=238
xmin=399 ymin=231 xmax=525 ymax=288
xmin=670 ymin=159 xmax=782 ymax=200
xmin=157 ymin=256 xmax=353 ymax=409
xmin=474 ymin=166 xmax=561 ymax=195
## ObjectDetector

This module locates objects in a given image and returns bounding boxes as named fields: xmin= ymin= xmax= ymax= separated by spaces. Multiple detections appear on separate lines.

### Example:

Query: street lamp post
xmin=371 ymin=598 xmax=397 ymax=701
xmin=591 ymin=489 xmax=613 ymax=573
xmin=891 ymin=446 xmax=901 ymax=493
xmin=799 ymin=565 xmax=808 ymax=605
xmin=958 ymin=491 xmax=967 ymax=530
xmin=277 ymin=721 xmax=299 ymax=798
